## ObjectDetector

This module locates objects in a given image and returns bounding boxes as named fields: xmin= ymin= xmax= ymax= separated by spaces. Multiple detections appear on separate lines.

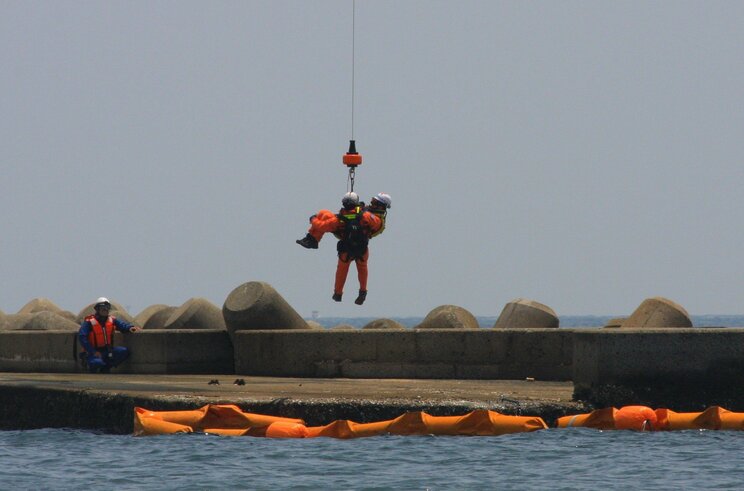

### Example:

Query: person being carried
xmin=365 ymin=192 xmax=392 ymax=238
xmin=78 ymin=297 xmax=140 ymax=373
xmin=296 ymin=192 xmax=382 ymax=304
xmin=296 ymin=192 xmax=392 ymax=248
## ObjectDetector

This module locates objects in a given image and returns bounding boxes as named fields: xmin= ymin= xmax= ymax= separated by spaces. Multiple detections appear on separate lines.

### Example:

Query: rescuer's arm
xmin=78 ymin=321 xmax=95 ymax=357
xmin=362 ymin=211 xmax=382 ymax=235
xmin=113 ymin=317 xmax=140 ymax=333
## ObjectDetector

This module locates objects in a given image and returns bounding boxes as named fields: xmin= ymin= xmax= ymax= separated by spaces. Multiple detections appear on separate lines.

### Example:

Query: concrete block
xmin=76 ymin=300 xmax=135 ymax=324
xmin=222 ymin=282 xmax=309 ymax=341
xmin=0 ymin=330 xmax=233 ymax=374
xmin=16 ymin=298 xmax=77 ymax=322
xmin=318 ymin=331 xmax=375 ymax=360
xmin=17 ymin=298 xmax=63 ymax=315
xmin=461 ymin=331 xmax=503 ymax=362
xmin=58 ymin=311 xmax=78 ymax=322
xmin=573 ymin=329 xmax=744 ymax=407
xmin=414 ymin=305 xmax=480 ymax=329
xmin=234 ymin=331 xmax=304 ymax=375
xmin=374 ymin=330 xmax=417 ymax=362
xmin=118 ymin=330 xmax=233 ymax=374
xmin=235 ymin=329 xmax=573 ymax=380
xmin=0 ymin=312 xmax=78 ymax=331
xmin=414 ymin=330 xmax=475 ymax=362
xmin=330 ymin=324 xmax=356 ymax=330
xmin=143 ymin=306 xmax=177 ymax=330
xmin=362 ymin=318 xmax=405 ymax=330
xmin=164 ymin=297 xmax=226 ymax=330
xmin=0 ymin=314 xmax=34 ymax=330
xmin=492 ymin=329 xmax=573 ymax=379
xmin=0 ymin=331 xmax=79 ymax=372
xmin=622 ymin=297 xmax=692 ymax=328
xmin=603 ymin=317 xmax=625 ymax=328
xmin=493 ymin=298 xmax=559 ymax=328
xmin=22 ymin=312 xmax=79 ymax=331
xmin=503 ymin=329 xmax=570 ymax=365
xmin=134 ymin=304 xmax=170 ymax=327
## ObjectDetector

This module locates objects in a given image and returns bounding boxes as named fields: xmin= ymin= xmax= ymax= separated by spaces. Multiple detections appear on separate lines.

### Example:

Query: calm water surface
xmin=1 ymin=428 xmax=742 ymax=490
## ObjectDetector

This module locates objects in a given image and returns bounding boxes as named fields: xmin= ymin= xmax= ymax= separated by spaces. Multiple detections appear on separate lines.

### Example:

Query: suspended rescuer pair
xmin=296 ymin=192 xmax=392 ymax=305
xmin=78 ymin=297 xmax=140 ymax=373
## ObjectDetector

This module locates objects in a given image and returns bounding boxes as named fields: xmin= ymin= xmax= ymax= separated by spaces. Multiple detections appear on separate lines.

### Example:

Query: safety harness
xmin=336 ymin=206 xmax=369 ymax=261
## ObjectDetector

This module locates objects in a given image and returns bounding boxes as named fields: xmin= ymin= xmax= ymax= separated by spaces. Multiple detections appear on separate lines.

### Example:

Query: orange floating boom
xmin=134 ymin=405 xmax=547 ymax=438
xmin=557 ymin=405 xmax=744 ymax=431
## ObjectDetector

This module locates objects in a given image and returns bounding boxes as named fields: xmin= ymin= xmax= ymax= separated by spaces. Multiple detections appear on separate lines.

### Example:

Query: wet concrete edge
xmin=0 ymin=385 xmax=593 ymax=434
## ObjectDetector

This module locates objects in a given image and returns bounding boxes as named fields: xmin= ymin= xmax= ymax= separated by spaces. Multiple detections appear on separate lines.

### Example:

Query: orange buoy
xmin=343 ymin=140 xmax=362 ymax=167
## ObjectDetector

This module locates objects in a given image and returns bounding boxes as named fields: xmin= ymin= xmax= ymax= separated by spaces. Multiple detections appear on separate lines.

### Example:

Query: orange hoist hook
xmin=342 ymin=140 xmax=362 ymax=192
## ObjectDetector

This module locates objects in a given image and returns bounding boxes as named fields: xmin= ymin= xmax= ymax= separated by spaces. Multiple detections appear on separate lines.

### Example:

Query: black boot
xmin=296 ymin=233 xmax=318 ymax=249
xmin=354 ymin=290 xmax=367 ymax=305
xmin=332 ymin=292 xmax=342 ymax=302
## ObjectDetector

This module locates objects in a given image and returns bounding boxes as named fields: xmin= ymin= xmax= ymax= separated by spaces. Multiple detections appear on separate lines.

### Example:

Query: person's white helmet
xmin=94 ymin=297 xmax=111 ymax=309
xmin=342 ymin=192 xmax=360 ymax=208
xmin=373 ymin=192 xmax=392 ymax=209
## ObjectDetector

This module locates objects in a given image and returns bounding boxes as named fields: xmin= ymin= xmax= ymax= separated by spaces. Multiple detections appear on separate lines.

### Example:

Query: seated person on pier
xmin=78 ymin=297 xmax=140 ymax=373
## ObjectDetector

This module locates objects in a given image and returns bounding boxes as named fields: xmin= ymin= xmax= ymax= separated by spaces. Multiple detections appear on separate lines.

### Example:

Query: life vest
xmin=336 ymin=206 xmax=369 ymax=260
xmin=367 ymin=206 xmax=387 ymax=238
xmin=85 ymin=315 xmax=116 ymax=349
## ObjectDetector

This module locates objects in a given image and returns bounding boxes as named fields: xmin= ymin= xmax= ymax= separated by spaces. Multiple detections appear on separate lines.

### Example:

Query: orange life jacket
xmin=85 ymin=315 xmax=116 ymax=349
xmin=366 ymin=205 xmax=387 ymax=238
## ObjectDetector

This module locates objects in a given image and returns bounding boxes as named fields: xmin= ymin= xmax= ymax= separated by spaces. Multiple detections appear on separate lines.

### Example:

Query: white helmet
xmin=94 ymin=297 xmax=111 ymax=309
xmin=373 ymin=192 xmax=392 ymax=209
xmin=342 ymin=192 xmax=360 ymax=208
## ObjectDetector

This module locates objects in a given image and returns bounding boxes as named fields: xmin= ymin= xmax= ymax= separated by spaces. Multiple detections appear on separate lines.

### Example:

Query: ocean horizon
xmin=306 ymin=315 xmax=744 ymax=329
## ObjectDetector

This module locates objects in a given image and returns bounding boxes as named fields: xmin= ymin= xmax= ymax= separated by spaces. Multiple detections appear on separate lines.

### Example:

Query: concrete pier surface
xmin=0 ymin=373 xmax=589 ymax=434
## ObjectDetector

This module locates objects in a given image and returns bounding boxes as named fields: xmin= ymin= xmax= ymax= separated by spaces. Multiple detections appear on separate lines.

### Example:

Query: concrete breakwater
xmin=0 ymin=329 xmax=574 ymax=379
xmin=2 ymin=327 xmax=744 ymax=419
xmin=2 ymin=282 xmax=744 ymax=431
xmin=573 ymin=329 xmax=744 ymax=410
xmin=0 ymin=374 xmax=587 ymax=434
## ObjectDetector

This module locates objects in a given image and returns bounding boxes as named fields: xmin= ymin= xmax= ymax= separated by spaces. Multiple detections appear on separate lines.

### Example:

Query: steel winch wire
xmin=346 ymin=0 xmax=357 ymax=193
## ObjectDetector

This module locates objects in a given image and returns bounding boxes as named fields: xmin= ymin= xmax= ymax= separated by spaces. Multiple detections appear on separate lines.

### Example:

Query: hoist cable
xmin=342 ymin=0 xmax=360 ymax=194
xmin=351 ymin=0 xmax=356 ymax=140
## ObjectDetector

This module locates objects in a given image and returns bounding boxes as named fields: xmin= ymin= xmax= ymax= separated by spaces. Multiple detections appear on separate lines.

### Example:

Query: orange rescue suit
xmin=307 ymin=206 xmax=381 ymax=296
xmin=307 ymin=207 xmax=380 ymax=243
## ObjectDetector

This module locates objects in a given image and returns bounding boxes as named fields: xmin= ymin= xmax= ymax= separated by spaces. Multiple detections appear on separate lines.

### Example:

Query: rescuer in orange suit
xmin=297 ymin=192 xmax=391 ymax=246
xmin=296 ymin=192 xmax=383 ymax=304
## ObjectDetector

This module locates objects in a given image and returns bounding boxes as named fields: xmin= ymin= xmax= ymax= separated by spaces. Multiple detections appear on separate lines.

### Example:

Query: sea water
xmin=1 ymin=427 xmax=743 ymax=490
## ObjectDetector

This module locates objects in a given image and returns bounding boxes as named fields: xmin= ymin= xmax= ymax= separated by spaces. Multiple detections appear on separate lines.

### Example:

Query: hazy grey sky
xmin=2 ymin=1 xmax=743 ymax=318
